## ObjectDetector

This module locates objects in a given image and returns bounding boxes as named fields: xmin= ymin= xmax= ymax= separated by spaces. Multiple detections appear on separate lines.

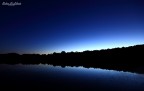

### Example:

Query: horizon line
xmin=0 ymin=43 xmax=143 ymax=55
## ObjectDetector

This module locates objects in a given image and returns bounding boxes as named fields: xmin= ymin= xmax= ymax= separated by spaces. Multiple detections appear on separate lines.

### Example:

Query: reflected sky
xmin=0 ymin=64 xmax=144 ymax=90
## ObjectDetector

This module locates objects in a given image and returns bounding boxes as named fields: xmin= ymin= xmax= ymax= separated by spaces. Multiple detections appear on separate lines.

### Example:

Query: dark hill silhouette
xmin=0 ymin=44 xmax=144 ymax=73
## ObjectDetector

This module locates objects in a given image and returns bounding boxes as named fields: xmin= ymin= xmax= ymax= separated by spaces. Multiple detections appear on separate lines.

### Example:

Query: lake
xmin=0 ymin=64 xmax=144 ymax=91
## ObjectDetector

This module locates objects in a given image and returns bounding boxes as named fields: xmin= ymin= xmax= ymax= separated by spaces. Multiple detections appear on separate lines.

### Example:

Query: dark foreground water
xmin=0 ymin=64 xmax=144 ymax=91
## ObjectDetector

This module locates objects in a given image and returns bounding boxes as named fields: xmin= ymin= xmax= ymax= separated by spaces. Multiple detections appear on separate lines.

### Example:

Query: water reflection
xmin=0 ymin=64 xmax=144 ymax=91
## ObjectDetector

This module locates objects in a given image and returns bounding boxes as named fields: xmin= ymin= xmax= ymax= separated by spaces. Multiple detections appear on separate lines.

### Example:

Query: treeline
xmin=0 ymin=44 xmax=144 ymax=73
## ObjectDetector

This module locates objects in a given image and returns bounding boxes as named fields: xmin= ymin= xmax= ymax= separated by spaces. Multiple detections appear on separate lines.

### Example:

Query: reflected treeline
xmin=0 ymin=44 xmax=144 ymax=73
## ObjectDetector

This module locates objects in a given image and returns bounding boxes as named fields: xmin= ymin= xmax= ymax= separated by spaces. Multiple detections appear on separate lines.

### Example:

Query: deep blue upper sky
xmin=0 ymin=0 xmax=144 ymax=54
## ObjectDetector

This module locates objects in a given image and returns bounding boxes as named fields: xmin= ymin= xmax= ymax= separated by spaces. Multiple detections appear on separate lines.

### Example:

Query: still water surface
xmin=0 ymin=64 xmax=144 ymax=91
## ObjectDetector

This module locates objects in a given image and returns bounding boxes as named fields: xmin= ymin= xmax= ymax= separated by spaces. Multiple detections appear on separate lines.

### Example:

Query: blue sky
xmin=0 ymin=0 xmax=144 ymax=54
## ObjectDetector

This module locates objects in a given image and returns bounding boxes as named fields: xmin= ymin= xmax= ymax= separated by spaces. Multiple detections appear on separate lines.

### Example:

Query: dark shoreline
xmin=0 ymin=44 xmax=144 ymax=74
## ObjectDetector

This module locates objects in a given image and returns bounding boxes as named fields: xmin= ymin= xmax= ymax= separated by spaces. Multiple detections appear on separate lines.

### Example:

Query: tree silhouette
xmin=0 ymin=44 xmax=144 ymax=73
xmin=61 ymin=51 xmax=66 ymax=54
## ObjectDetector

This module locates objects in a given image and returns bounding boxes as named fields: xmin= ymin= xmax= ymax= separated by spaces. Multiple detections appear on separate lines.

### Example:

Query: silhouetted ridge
xmin=0 ymin=44 xmax=144 ymax=73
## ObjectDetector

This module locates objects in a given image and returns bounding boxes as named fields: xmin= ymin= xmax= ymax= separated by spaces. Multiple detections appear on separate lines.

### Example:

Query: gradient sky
xmin=0 ymin=0 xmax=144 ymax=54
